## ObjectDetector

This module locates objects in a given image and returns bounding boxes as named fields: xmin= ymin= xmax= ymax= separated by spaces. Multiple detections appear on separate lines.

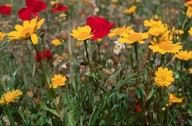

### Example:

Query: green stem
xmin=84 ymin=40 xmax=92 ymax=72
xmin=180 ymin=60 xmax=185 ymax=97
xmin=32 ymin=44 xmax=49 ymax=89
xmin=182 ymin=15 xmax=187 ymax=30
xmin=134 ymin=43 xmax=139 ymax=68
xmin=159 ymin=54 xmax=165 ymax=67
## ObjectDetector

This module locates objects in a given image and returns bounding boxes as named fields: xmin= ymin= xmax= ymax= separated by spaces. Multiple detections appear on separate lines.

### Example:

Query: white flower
xmin=113 ymin=41 xmax=125 ymax=55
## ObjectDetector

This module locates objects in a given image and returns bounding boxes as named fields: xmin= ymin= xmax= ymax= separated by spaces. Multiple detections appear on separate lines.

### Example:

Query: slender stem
xmin=182 ymin=15 xmax=187 ymax=30
xmin=134 ymin=43 xmax=139 ymax=68
xmin=180 ymin=60 xmax=185 ymax=97
xmin=83 ymin=40 xmax=92 ymax=72
xmin=42 ymin=37 xmax=46 ymax=57
xmin=159 ymin=54 xmax=165 ymax=67
xmin=32 ymin=44 xmax=49 ymax=89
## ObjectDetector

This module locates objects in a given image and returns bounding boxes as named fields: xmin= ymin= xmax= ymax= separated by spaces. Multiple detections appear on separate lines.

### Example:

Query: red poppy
xmin=0 ymin=4 xmax=11 ymax=15
xmin=36 ymin=50 xmax=52 ymax=62
xmin=134 ymin=105 xmax=141 ymax=113
xmin=86 ymin=16 xmax=114 ymax=40
xmin=52 ymin=3 xmax=68 ymax=13
xmin=44 ymin=50 xmax=52 ymax=58
xmin=18 ymin=0 xmax=46 ymax=20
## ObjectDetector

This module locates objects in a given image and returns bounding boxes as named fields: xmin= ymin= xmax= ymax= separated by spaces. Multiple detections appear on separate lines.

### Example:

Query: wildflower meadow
xmin=0 ymin=0 xmax=192 ymax=125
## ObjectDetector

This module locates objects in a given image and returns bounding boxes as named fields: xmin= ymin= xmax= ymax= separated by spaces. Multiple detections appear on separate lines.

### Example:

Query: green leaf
xmin=67 ymin=110 xmax=77 ymax=126
xmin=41 ymin=103 xmax=60 ymax=117
xmin=146 ymin=88 xmax=156 ymax=101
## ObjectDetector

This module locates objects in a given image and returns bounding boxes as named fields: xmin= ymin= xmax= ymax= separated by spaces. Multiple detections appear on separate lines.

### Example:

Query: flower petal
xmin=31 ymin=34 xmax=38 ymax=45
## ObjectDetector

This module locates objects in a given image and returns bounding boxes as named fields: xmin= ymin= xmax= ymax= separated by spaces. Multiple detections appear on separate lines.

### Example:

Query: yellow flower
xmin=154 ymin=67 xmax=174 ymax=87
xmin=188 ymin=68 xmax=192 ymax=74
xmin=148 ymin=40 xmax=182 ymax=54
xmin=144 ymin=19 xmax=168 ymax=36
xmin=185 ymin=2 xmax=192 ymax=18
xmin=168 ymin=93 xmax=182 ymax=105
xmin=189 ymin=27 xmax=192 ymax=36
xmin=7 ymin=17 xmax=45 ymax=45
xmin=123 ymin=5 xmax=136 ymax=14
xmin=50 ymin=74 xmax=67 ymax=88
xmin=108 ymin=26 xmax=133 ymax=37
xmin=0 ymin=32 xmax=6 ymax=41
xmin=118 ymin=31 xmax=148 ymax=44
xmin=169 ymin=27 xmax=184 ymax=40
xmin=52 ymin=39 xmax=62 ymax=46
xmin=175 ymin=50 xmax=192 ymax=61
xmin=0 ymin=90 xmax=22 ymax=105
xmin=71 ymin=25 xmax=93 ymax=41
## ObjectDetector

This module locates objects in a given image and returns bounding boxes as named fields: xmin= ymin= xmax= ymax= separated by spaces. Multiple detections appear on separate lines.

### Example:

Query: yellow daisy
xmin=71 ymin=25 xmax=93 ymax=41
xmin=50 ymin=74 xmax=67 ymax=88
xmin=123 ymin=5 xmax=137 ymax=14
xmin=52 ymin=39 xmax=62 ymax=46
xmin=108 ymin=26 xmax=133 ymax=37
xmin=154 ymin=67 xmax=174 ymax=87
xmin=148 ymin=40 xmax=182 ymax=54
xmin=168 ymin=93 xmax=182 ymax=106
xmin=118 ymin=31 xmax=148 ymax=44
xmin=185 ymin=2 xmax=192 ymax=18
xmin=175 ymin=50 xmax=192 ymax=61
xmin=0 ymin=89 xmax=22 ymax=105
xmin=144 ymin=19 xmax=168 ymax=36
xmin=7 ymin=17 xmax=45 ymax=45
xmin=188 ymin=27 xmax=192 ymax=36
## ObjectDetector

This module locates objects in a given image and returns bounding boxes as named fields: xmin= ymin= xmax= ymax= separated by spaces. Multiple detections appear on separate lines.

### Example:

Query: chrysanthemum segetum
xmin=123 ymin=5 xmax=137 ymax=14
xmin=0 ymin=89 xmax=22 ymax=105
xmin=71 ymin=25 xmax=93 ymax=41
xmin=148 ymin=40 xmax=182 ymax=55
xmin=7 ymin=17 xmax=45 ymax=45
xmin=189 ymin=27 xmax=192 ymax=36
xmin=108 ymin=26 xmax=133 ymax=37
xmin=175 ymin=50 xmax=192 ymax=61
xmin=52 ymin=39 xmax=62 ymax=46
xmin=154 ymin=67 xmax=174 ymax=87
xmin=144 ymin=19 xmax=168 ymax=36
xmin=185 ymin=1 xmax=192 ymax=18
xmin=50 ymin=74 xmax=67 ymax=88
xmin=168 ymin=93 xmax=182 ymax=106
xmin=118 ymin=30 xmax=149 ymax=44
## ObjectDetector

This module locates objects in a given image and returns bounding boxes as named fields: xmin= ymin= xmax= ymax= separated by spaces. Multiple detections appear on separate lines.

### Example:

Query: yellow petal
xmin=36 ymin=18 xmax=45 ymax=29
xmin=31 ymin=34 xmax=38 ymax=45
xmin=23 ymin=20 xmax=30 ymax=27
xmin=15 ymin=25 xmax=23 ymax=32
xmin=7 ymin=31 xmax=20 ymax=37
xmin=30 ymin=18 xmax=37 ymax=28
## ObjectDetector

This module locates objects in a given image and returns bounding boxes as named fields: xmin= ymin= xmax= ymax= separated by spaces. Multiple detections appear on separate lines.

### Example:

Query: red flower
xmin=52 ymin=3 xmax=68 ymax=13
xmin=134 ymin=105 xmax=141 ymax=113
xmin=18 ymin=0 xmax=46 ymax=20
xmin=0 ymin=4 xmax=11 ymax=15
xmin=36 ymin=50 xmax=52 ymax=62
xmin=44 ymin=50 xmax=52 ymax=58
xmin=86 ymin=16 xmax=114 ymax=40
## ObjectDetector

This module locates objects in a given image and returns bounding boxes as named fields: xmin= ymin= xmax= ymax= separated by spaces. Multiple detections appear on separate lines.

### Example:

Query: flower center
xmin=158 ymin=41 xmax=173 ymax=50
xmin=20 ymin=27 xmax=34 ymax=39
xmin=79 ymin=32 xmax=91 ymax=39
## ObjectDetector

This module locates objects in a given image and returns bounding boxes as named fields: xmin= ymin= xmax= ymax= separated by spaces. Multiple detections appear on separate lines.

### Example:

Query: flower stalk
xmin=84 ymin=40 xmax=92 ymax=72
